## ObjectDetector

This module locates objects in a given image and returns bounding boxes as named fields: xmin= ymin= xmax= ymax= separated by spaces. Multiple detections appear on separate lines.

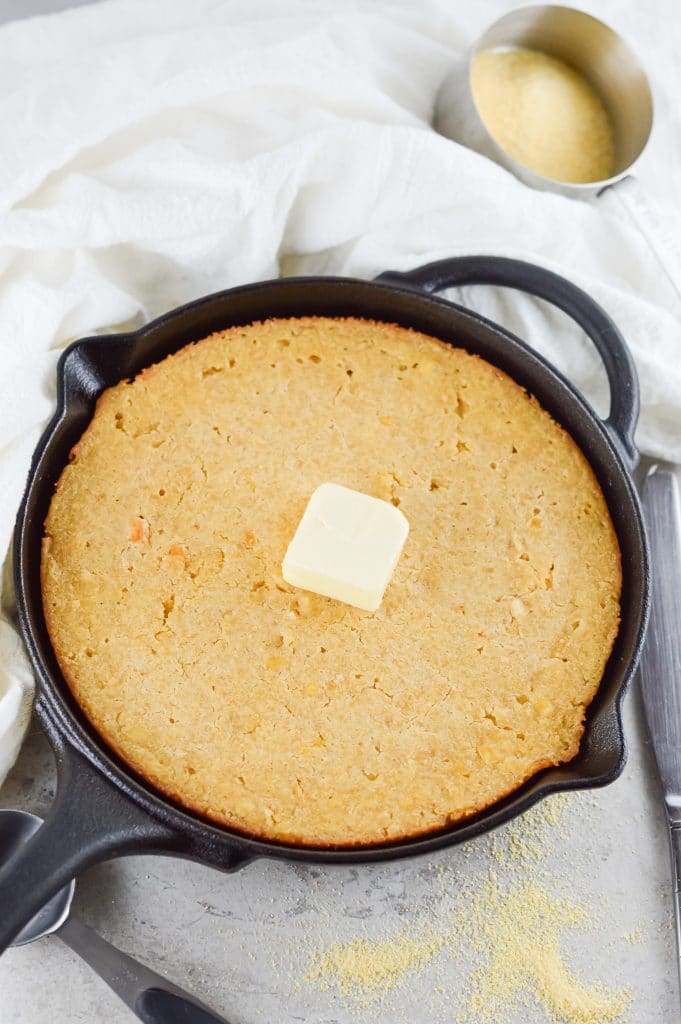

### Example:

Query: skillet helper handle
xmin=376 ymin=255 xmax=639 ymax=468
xmin=0 ymin=743 xmax=177 ymax=955
xmin=58 ymin=916 xmax=233 ymax=1024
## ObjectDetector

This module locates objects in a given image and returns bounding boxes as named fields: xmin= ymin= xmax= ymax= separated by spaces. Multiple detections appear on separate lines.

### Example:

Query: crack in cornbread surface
xmin=41 ymin=317 xmax=621 ymax=845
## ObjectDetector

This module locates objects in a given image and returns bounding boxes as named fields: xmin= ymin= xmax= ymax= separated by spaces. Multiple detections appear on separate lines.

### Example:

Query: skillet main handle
xmin=0 ymin=743 xmax=177 ymax=955
xmin=376 ymin=255 xmax=639 ymax=468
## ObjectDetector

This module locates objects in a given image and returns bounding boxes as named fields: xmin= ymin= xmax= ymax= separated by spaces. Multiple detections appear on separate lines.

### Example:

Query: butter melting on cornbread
xmin=282 ymin=482 xmax=409 ymax=612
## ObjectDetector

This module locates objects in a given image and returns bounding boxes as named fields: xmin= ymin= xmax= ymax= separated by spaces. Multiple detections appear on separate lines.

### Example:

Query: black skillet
xmin=0 ymin=256 xmax=649 ymax=953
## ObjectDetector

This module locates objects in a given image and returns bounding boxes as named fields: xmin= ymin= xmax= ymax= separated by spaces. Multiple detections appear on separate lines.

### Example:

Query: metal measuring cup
xmin=434 ymin=4 xmax=680 ymax=297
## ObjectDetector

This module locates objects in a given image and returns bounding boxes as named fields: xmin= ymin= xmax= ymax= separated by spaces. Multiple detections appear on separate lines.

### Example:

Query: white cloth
xmin=0 ymin=0 xmax=679 ymax=786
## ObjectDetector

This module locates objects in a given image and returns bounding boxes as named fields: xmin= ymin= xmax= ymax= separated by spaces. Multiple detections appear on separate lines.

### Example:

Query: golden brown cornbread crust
xmin=41 ymin=317 xmax=621 ymax=846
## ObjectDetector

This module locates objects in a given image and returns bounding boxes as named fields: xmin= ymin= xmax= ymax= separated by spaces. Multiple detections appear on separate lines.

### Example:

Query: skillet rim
xmin=13 ymin=270 xmax=649 ymax=862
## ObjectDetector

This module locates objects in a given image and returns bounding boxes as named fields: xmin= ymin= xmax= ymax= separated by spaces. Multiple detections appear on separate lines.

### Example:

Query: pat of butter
xmin=282 ymin=483 xmax=409 ymax=612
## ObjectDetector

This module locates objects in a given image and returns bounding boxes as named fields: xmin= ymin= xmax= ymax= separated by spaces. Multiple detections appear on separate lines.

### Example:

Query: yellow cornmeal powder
xmin=492 ymin=792 xmax=571 ymax=868
xmin=306 ymin=929 xmax=444 ymax=1002
xmin=471 ymin=48 xmax=614 ymax=183
xmin=534 ymin=947 xmax=631 ymax=1024
xmin=452 ymin=878 xmax=632 ymax=1024
xmin=304 ymin=794 xmax=633 ymax=1023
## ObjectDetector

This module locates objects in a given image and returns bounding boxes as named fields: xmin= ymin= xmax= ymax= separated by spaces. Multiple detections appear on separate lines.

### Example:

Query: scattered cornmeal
xmin=306 ymin=929 xmax=444 ymax=1003
xmin=622 ymin=925 xmax=645 ymax=945
xmin=452 ymin=879 xmax=632 ymax=1024
xmin=471 ymin=47 xmax=614 ymax=183
xmin=304 ymin=794 xmax=633 ymax=1024
xmin=491 ymin=791 xmax=571 ymax=868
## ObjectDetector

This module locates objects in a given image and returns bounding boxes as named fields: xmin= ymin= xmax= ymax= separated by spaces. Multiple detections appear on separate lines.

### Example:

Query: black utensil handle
xmin=137 ymin=990 xmax=232 ymax=1024
xmin=58 ymin=917 xmax=232 ymax=1024
xmin=376 ymin=256 xmax=639 ymax=467
xmin=0 ymin=742 xmax=177 ymax=955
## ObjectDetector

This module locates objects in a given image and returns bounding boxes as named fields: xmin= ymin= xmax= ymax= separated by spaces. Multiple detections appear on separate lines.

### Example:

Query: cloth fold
xmin=0 ymin=0 xmax=679 ymax=786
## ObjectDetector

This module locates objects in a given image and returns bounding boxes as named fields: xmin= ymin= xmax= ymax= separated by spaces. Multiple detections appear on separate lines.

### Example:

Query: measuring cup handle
xmin=376 ymin=255 xmax=639 ymax=467
xmin=0 ymin=739 xmax=178 ymax=955
xmin=605 ymin=175 xmax=681 ymax=307
xmin=58 ymin=916 xmax=233 ymax=1024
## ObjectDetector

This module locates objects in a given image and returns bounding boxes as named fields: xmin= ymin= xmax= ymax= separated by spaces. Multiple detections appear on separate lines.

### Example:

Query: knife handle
xmin=668 ymin=825 xmax=681 ymax=994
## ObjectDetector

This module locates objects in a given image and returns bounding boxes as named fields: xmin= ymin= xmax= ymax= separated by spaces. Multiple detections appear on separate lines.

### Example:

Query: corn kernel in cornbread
xmin=41 ymin=316 xmax=621 ymax=846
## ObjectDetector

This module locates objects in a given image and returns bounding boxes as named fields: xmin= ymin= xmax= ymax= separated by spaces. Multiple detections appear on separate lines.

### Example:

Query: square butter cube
xmin=282 ymin=482 xmax=409 ymax=612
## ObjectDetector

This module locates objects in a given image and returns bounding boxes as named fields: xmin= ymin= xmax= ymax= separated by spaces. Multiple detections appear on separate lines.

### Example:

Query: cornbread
xmin=471 ymin=48 xmax=614 ymax=183
xmin=41 ymin=316 xmax=621 ymax=845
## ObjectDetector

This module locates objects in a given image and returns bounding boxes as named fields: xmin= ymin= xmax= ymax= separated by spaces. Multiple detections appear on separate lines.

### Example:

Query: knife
xmin=640 ymin=466 xmax=681 ymax=995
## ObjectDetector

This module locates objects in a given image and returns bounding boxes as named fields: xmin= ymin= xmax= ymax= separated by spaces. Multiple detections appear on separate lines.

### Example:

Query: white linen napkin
xmin=0 ymin=0 xmax=679 ymax=786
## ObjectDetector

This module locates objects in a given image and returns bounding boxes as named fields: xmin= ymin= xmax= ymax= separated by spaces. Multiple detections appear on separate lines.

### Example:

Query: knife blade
xmin=640 ymin=467 xmax=681 ymax=819
xmin=640 ymin=465 xmax=681 ymax=1004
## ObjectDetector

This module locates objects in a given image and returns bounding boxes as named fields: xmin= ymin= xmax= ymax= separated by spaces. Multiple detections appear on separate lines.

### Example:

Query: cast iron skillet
xmin=0 ymin=256 xmax=649 ymax=954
